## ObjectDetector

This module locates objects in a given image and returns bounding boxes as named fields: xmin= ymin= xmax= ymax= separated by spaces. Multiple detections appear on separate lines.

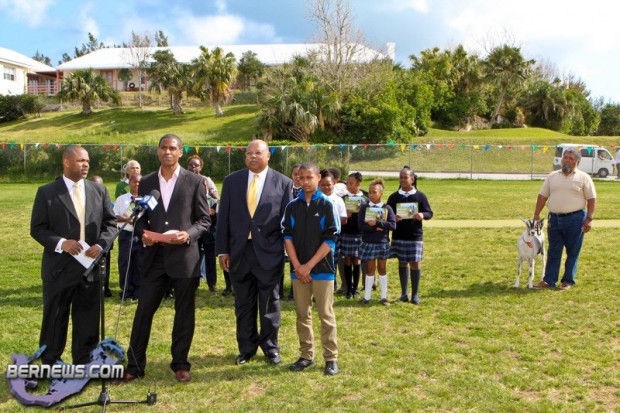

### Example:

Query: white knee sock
xmin=379 ymin=274 xmax=388 ymax=299
xmin=364 ymin=275 xmax=374 ymax=300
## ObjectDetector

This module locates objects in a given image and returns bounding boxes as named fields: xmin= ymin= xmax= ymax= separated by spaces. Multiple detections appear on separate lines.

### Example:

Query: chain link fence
xmin=0 ymin=142 xmax=615 ymax=182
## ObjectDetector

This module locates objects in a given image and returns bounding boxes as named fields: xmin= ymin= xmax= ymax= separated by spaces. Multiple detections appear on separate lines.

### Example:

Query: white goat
xmin=515 ymin=218 xmax=546 ymax=289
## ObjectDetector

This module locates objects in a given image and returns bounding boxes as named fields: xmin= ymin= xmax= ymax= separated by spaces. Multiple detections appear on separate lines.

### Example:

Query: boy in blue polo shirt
xmin=282 ymin=162 xmax=340 ymax=376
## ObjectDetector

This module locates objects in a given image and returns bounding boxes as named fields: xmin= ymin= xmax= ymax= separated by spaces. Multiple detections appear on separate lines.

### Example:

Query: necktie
xmin=247 ymin=174 xmax=259 ymax=217
xmin=72 ymin=182 xmax=86 ymax=241
xmin=247 ymin=174 xmax=259 ymax=239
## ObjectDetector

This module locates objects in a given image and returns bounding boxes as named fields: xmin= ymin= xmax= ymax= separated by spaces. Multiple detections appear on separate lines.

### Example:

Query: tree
xmin=122 ymin=31 xmax=153 ymax=107
xmin=308 ymin=0 xmax=369 ymax=95
xmin=149 ymin=50 xmax=193 ymax=115
xmin=155 ymin=30 xmax=169 ymax=47
xmin=58 ymin=69 xmax=120 ymax=115
xmin=74 ymin=32 xmax=106 ymax=58
xmin=58 ymin=33 xmax=107 ymax=65
xmin=482 ymin=44 xmax=535 ymax=123
xmin=409 ymin=45 xmax=486 ymax=128
xmin=192 ymin=46 xmax=237 ymax=116
xmin=237 ymin=51 xmax=265 ymax=90
xmin=32 ymin=50 xmax=52 ymax=66
xmin=597 ymin=103 xmax=620 ymax=136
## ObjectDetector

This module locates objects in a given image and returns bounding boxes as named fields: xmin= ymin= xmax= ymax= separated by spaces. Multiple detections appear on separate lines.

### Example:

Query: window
xmin=3 ymin=67 xmax=15 ymax=81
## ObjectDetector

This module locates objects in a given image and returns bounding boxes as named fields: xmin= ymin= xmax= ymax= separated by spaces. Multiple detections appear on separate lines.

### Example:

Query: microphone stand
xmin=61 ymin=205 xmax=156 ymax=411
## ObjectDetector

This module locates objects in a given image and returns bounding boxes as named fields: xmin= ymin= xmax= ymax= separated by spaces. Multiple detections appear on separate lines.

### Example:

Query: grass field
xmin=1 ymin=179 xmax=619 ymax=412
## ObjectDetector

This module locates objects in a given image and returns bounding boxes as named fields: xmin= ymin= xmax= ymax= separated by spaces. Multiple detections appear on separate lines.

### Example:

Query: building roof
xmin=56 ymin=43 xmax=393 ymax=71
xmin=0 ymin=46 xmax=56 ymax=73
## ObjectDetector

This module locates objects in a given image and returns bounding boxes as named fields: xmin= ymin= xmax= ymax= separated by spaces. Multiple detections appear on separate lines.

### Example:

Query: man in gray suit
xmin=30 ymin=146 xmax=116 ymax=365
xmin=216 ymin=139 xmax=293 ymax=366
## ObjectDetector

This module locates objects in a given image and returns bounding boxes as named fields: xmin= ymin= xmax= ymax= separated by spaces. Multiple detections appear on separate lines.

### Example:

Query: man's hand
xmin=61 ymin=240 xmax=83 ymax=256
xmin=84 ymin=245 xmax=102 ymax=259
xmin=170 ymin=231 xmax=190 ymax=244
xmin=219 ymin=254 xmax=230 ymax=272
xmin=142 ymin=232 xmax=155 ymax=246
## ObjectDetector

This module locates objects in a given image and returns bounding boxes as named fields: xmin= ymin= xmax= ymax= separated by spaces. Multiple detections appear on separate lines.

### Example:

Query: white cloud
xmin=78 ymin=2 xmax=100 ymax=38
xmin=177 ymin=14 xmax=245 ymax=44
xmin=175 ymin=13 xmax=281 ymax=45
xmin=0 ymin=0 xmax=54 ymax=27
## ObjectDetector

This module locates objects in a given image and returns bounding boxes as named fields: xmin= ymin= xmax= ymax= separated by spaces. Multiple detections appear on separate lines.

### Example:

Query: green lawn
xmin=1 ymin=180 xmax=619 ymax=412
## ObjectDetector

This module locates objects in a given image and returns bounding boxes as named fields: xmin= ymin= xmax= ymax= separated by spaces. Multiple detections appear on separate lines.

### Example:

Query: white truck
xmin=553 ymin=144 xmax=615 ymax=178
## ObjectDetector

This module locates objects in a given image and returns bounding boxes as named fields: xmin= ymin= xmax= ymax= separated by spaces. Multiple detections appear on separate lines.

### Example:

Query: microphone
xmin=133 ymin=189 xmax=160 ymax=218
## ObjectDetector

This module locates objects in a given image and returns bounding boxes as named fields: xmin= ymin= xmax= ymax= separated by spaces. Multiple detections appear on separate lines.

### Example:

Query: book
xmin=143 ymin=229 xmax=180 ymax=243
xmin=364 ymin=206 xmax=387 ymax=222
xmin=396 ymin=202 xmax=418 ymax=219
xmin=344 ymin=196 xmax=365 ymax=213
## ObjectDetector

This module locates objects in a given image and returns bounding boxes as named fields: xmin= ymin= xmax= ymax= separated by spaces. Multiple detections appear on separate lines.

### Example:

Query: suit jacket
xmin=30 ymin=177 xmax=117 ymax=281
xmin=215 ymin=167 xmax=293 ymax=272
xmin=135 ymin=168 xmax=211 ymax=279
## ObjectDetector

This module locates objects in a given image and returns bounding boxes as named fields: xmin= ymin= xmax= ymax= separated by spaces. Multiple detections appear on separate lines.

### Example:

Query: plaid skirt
xmin=359 ymin=242 xmax=390 ymax=261
xmin=389 ymin=239 xmax=424 ymax=262
xmin=339 ymin=233 xmax=361 ymax=257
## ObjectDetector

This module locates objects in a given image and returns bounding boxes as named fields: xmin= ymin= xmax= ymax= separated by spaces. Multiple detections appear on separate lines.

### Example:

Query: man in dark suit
xmin=122 ymin=134 xmax=210 ymax=383
xmin=30 ymin=146 xmax=116 ymax=366
xmin=216 ymin=139 xmax=293 ymax=366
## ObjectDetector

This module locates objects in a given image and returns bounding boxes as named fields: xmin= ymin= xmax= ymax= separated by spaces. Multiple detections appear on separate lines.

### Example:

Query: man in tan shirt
xmin=533 ymin=148 xmax=596 ymax=290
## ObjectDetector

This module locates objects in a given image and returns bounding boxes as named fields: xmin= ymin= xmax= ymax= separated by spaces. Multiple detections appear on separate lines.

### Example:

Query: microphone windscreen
xmin=150 ymin=189 xmax=161 ymax=201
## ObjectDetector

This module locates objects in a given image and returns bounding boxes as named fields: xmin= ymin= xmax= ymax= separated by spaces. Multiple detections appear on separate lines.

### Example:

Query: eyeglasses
xmin=246 ymin=151 xmax=266 ymax=157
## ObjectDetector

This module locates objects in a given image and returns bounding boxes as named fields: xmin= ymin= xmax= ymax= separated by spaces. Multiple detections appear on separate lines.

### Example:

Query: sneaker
xmin=324 ymin=360 xmax=339 ymax=376
xmin=289 ymin=358 xmax=315 ymax=372
xmin=380 ymin=298 xmax=390 ymax=306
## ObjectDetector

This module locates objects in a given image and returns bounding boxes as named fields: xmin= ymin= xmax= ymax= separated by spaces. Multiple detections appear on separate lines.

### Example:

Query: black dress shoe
xmin=235 ymin=353 xmax=255 ymax=365
xmin=324 ymin=360 xmax=339 ymax=376
xmin=266 ymin=352 xmax=281 ymax=365
xmin=104 ymin=289 xmax=113 ymax=298
xmin=221 ymin=289 xmax=232 ymax=297
xmin=289 ymin=357 xmax=315 ymax=372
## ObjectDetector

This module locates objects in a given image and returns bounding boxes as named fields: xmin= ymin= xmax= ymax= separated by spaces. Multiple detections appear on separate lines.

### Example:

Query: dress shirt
xmin=158 ymin=165 xmax=181 ymax=211
xmin=247 ymin=167 xmax=269 ymax=203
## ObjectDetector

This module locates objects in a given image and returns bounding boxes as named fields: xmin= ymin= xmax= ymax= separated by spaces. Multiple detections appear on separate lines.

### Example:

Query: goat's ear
xmin=539 ymin=218 xmax=545 ymax=227
xmin=519 ymin=217 xmax=527 ymax=224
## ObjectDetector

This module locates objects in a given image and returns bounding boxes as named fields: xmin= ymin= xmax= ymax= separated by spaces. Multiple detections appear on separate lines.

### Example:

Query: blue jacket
xmin=282 ymin=189 xmax=340 ymax=280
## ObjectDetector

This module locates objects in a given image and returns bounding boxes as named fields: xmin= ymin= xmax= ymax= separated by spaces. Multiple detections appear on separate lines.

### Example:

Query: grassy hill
xmin=2 ymin=104 xmax=619 ymax=146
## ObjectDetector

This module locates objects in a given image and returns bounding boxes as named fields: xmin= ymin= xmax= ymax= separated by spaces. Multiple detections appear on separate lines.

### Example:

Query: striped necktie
xmin=72 ymin=182 xmax=86 ymax=240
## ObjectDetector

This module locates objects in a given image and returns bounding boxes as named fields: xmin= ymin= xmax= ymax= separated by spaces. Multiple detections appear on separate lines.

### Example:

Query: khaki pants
xmin=292 ymin=279 xmax=338 ymax=362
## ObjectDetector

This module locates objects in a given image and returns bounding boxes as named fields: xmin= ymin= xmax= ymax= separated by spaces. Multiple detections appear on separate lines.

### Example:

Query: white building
xmin=57 ymin=43 xmax=395 ymax=92
xmin=0 ymin=46 xmax=56 ymax=95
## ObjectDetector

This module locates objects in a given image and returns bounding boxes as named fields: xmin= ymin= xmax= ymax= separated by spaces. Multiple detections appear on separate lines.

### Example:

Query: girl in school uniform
xmin=386 ymin=167 xmax=433 ymax=304
xmin=357 ymin=178 xmax=396 ymax=305
xmin=339 ymin=172 xmax=367 ymax=299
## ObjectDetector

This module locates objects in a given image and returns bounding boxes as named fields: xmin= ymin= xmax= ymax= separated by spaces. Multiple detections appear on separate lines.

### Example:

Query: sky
xmin=1 ymin=0 xmax=619 ymax=102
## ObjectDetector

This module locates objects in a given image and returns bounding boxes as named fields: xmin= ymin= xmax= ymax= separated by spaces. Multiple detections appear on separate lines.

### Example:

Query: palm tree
xmin=58 ymin=69 xmax=120 ymax=115
xmin=483 ymin=45 xmax=535 ymax=123
xmin=149 ymin=50 xmax=194 ymax=115
xmin=192 ymin=46 xmax=237 ymax=116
